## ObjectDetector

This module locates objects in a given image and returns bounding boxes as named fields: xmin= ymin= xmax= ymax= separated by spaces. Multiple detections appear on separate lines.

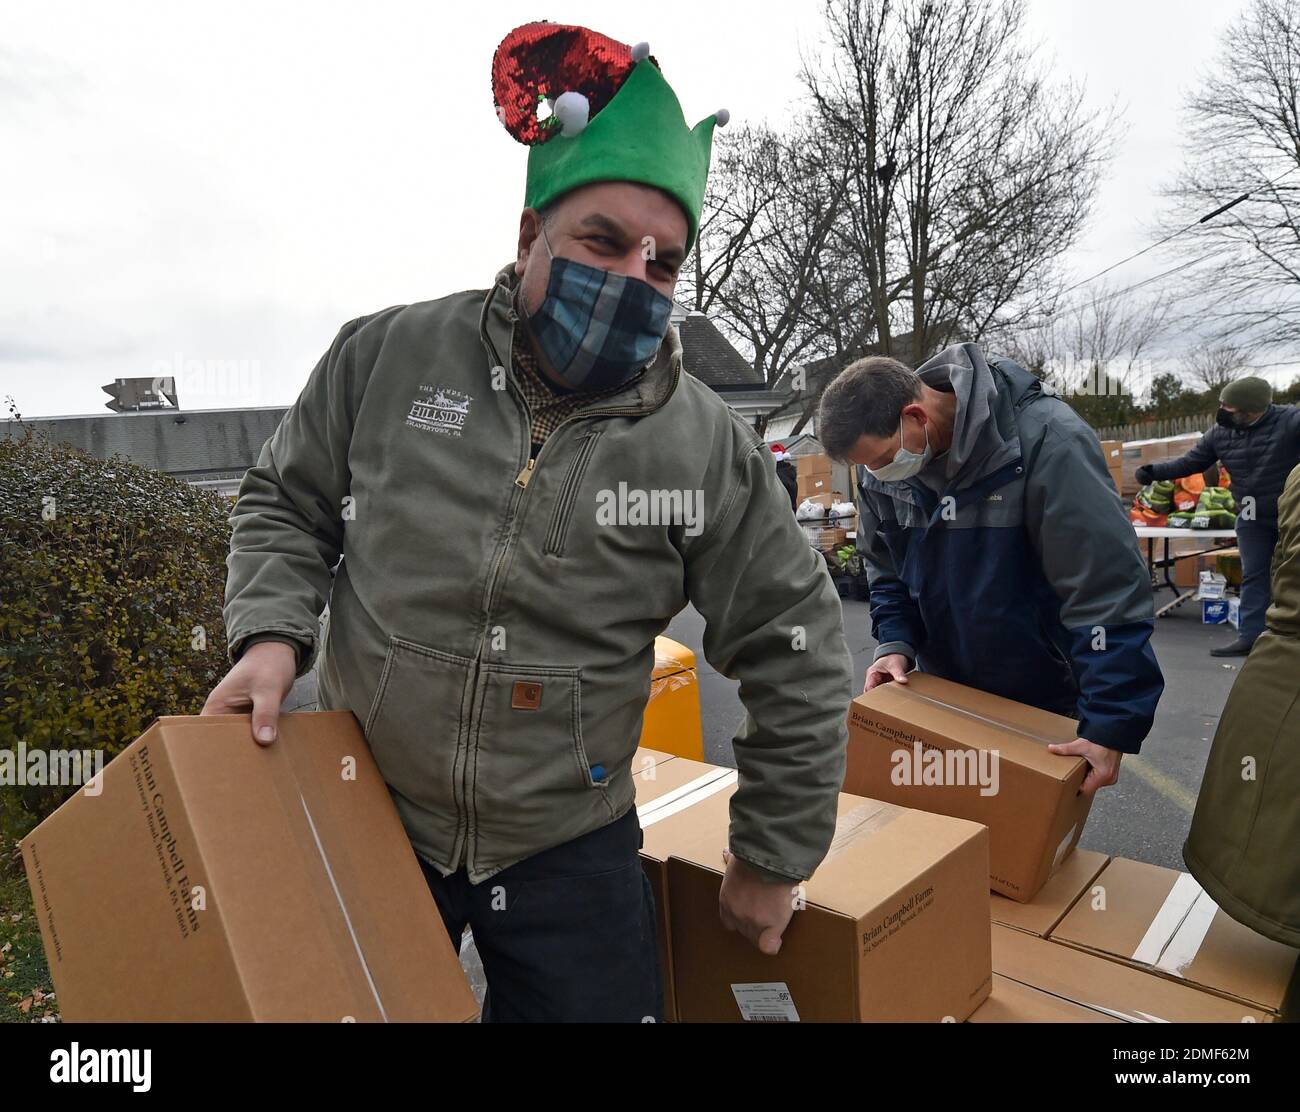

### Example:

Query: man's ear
xmin=900 ymin=401 xmax=927 ymax=425
xmin=516 ymin=208 xmax=543 ymax=277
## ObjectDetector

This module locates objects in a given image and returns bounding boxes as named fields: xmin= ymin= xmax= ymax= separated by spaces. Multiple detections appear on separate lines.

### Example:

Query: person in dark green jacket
xmin=1183 ymin=461 xmax=1300 ymax=948
xmin=200 ymin=24 xmax=852 ymax=1022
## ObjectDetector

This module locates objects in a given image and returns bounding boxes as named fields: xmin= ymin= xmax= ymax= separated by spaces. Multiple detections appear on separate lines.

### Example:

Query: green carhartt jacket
xmin=224 ymin=265 xmax=853 ymax=884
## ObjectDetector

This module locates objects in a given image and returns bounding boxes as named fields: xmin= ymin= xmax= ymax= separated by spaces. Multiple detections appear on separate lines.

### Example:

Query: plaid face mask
xmin=524 ymin=228 xmax=673 ymax=391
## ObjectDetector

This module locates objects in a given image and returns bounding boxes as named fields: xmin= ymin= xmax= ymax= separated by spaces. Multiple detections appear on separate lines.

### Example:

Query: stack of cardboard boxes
xmin=796 ymin=453 xmax=856 ymax=551
xmin=23 ymin=690 xmax=1297 ymax=1023
xmin=24 ymin=715 xmax=996 ymax=1025
xmin=1099 ymin=439 xmax=1123 ymax=495
xmin=845 ymin=673 xmax=1298 ymax=1023
xmin=1118 ymin=432 xmax=1207 ymax=500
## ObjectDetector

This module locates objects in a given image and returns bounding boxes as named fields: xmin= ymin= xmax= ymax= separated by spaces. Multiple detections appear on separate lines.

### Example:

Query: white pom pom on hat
xmin=714 ymin=108 xmax=730 ymax=127
xmin=553 ymin=90 xmax=590 ymax=137
xmin=632 ymin=41 xmax=650 ymax=62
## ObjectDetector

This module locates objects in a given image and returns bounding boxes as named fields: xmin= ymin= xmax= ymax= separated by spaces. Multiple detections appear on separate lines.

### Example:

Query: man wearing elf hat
xmin=1137 ymin=375 xmax=1300 ymax=656
xmin=205 ymin=23 xmax=853 ymax=1021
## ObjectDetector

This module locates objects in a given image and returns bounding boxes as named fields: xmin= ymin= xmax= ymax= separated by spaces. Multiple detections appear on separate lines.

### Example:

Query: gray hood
xmin=914 ymin=342 xmax=1023 ymax=491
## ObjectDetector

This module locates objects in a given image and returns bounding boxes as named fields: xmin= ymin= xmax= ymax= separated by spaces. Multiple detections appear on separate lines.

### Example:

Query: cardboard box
xmin=667 ymin=793 xmax=992 ymax=1022
xmin=845 ymin=673 xmax=1092 ymax=902
xmin=1121 ymin=438 xmax=1175 ymax=495
xmin=1227 ymin=596 xmax=1240 ymax=629
xmin=1048 ymin=857 xmax=1299 ymax=1014
xmin=633 ymin=746 xmax=678 ymax=772
xmin=1173 ymin=547 xmax=1218 ymax=590
xmin=990 ymin=848 xmax=1108 ymax=937
xmin=967 ymin=973 xmax=1123 ymax=1023
xmin=796 ymin=453 xmax=835 ymax=480
xmin=1203 ymin=599 xmax=1231 ymax=624
xmin=991 ymin=925 xmax=1274 ymax=1022
xmin=634 ymin=756 xmax=738 ymax=1022
xmin=1099 ymin=440 xmax=1123 ymax=494
xmin=19 ymin=712 xmax=478 ymax=1022
xmin=797 ymin=476 xmax=841 ymax=500
xmin=1196 ymin=570 xmax=1228 ymax=599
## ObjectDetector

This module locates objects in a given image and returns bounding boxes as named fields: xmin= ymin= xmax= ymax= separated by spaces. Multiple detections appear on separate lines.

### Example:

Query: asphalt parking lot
xmin=666 ymin=589 xmax=1244 ymax=872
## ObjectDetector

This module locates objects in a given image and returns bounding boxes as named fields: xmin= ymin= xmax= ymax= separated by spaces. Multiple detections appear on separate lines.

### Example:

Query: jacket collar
xmin=479 ymin=263 xmax=682 ymax=416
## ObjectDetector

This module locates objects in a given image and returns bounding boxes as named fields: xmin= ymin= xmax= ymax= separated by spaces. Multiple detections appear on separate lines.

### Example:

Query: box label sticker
xmin=1051 ymin=821 xmax=1080 ymax=871
xmin=731 ymin=982 xmax=800 ymax=1022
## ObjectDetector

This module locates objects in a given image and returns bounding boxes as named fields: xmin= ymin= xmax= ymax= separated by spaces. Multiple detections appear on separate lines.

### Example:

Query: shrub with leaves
xmin=0 ymin=429 xmax=231 ymax=825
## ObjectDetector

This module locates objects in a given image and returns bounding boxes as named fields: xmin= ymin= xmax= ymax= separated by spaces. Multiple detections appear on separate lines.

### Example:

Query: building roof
xmin=1 ymin=406 xmax=288 ymax=479
xmin=675 ymin=312 xmax=763 ymax=389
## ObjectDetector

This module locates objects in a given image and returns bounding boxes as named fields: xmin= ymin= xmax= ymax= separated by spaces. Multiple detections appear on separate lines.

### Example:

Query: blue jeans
xmin=1235 ymin=519 xmax=1279 ymax=645
xmin=417 ymin=807 xmax=662 ymax=1022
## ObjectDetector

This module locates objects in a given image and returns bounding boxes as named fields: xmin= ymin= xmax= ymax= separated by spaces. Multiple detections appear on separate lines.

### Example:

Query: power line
xmin=1057 ymin=250 xmax=1221 ymax=314
xmin=1059 ymin=164 xmax=1300 ymax=299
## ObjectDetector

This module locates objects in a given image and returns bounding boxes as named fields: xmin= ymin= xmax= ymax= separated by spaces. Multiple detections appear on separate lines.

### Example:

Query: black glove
xmin=1134 ymin=464 xmax=1154 ymax=486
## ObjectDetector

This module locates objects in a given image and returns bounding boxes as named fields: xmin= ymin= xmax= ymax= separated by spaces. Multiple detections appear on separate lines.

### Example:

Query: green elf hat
xmin=491 ymin=22 xmax=728 ymax=250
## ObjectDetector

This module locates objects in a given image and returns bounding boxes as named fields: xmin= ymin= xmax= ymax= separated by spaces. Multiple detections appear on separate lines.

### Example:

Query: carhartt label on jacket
xmin=595 ymin=482 xmax=705 ymax=536
xmin=511 ymin=681 xmax=542 ymax=710
xmin=406 ymin=385 xmax=473 ymax=438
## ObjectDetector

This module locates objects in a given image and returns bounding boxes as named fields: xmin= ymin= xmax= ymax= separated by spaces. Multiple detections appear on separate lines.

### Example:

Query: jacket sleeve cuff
xmin=729 ymin=850 xmax=805 ymax=885
xmin=873 ymin=641 xmax=915 ymax=663
xmin=230 ymin=628 xmax=316 ymax=677
xmin=1076 ymin=716 xmax=1146 ymax=755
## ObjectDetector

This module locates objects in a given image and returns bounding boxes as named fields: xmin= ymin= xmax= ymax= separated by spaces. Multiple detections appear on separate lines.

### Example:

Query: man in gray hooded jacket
xmin=819 ymin=344 xmax=1165 ymax=794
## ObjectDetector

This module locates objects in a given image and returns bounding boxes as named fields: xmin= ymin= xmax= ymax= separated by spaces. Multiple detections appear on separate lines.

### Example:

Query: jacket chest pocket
xmin=544 ymin=429 xmax=603 ymax=557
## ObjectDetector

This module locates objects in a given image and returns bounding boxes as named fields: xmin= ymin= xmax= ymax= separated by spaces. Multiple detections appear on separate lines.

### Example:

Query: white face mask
xmin=866 ymin=417 xmax=933 ymax=482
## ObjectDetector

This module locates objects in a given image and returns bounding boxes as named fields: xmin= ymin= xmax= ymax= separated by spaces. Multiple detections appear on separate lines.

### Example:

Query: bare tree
xmin=1185 ymin=342 xmax=1246 ymax=393
xmin=1008 ymin=282 xmax=1170 ymax=403
xmin=1162 ymin=0 xmax=1300 ymax=350
xmin=801 ymin=0 xmax=1113 ymax=360
xmin=682 ymin=119 xmax=860 ymax=390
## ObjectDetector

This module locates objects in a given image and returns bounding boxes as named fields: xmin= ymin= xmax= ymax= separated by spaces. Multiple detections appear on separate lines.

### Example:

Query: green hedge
xmin=0 ymin=430 xmax=231 ymax=826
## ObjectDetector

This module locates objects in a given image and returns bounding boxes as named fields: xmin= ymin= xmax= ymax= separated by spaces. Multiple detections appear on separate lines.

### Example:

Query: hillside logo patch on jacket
xmin=406 ymin=385 xmax=474 ymax=438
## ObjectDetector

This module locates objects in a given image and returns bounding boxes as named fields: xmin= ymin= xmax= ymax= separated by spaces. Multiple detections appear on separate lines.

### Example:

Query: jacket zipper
xmin=456 ymin=289 xmax=681 ymax=873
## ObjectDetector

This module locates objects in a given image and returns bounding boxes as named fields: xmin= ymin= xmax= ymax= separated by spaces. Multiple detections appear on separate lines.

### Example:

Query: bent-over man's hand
xmin=1047 ymin=737 xmax=1123 ymax=795
xmin=864 ymin=652 xmax=911 ymax=693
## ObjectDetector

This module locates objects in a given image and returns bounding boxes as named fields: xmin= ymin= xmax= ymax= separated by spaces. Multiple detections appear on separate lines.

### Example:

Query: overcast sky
xmin=0 ymin=0 xmax=1267 ymax=418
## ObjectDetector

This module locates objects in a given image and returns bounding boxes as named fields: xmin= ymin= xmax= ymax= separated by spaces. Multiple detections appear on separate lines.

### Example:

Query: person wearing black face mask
xmin=1135 ymin=376 xmax=1300 ymax=656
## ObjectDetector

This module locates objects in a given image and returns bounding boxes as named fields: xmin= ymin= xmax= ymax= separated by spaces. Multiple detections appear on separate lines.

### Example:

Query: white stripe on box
xmin=1131 ymin=872 xmax=1203 ymax=967
xmin=637 ymin=769 xmax=738 ymax=829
